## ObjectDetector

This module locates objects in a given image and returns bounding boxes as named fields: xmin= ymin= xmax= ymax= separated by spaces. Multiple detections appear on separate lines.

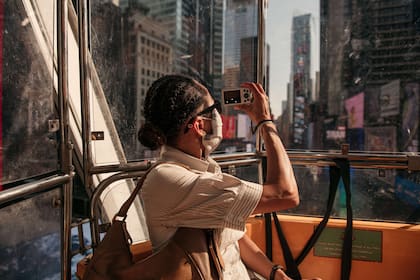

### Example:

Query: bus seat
xmin=246 ymin=215 xmax=420 ymax=280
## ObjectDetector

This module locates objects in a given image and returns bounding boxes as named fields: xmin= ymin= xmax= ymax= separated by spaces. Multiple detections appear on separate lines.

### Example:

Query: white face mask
xmin=202 ymin=109 xmax=223 ymax=159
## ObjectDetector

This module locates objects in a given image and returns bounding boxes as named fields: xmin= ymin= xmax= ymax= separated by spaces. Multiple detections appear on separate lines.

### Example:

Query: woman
xmin=138 ymin=74 xmax=305 ymax=280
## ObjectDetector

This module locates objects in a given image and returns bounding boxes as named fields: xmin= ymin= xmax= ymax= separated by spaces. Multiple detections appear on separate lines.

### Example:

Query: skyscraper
xmin=320 ymin=0 xmax=420 ymax=152
xmin=224 ymin=0 xmax=258 ymax=88
xmin=356 ymin=0 xmax=420 ymax=87
xmin=290 ymin=14 xmax=312 ymax=147
xmin=136 ymin=0 xmax=224 ymax=98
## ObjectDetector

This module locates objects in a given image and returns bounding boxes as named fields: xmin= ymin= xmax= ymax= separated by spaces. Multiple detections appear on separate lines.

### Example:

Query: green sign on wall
xmin=314 ymin=227 xmax=382 ymax=262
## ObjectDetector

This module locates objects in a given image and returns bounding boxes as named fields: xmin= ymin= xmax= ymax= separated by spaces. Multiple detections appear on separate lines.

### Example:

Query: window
xmin=88 ymin=0 xmax=419 ymax=224
xmin=2 ymin=0 xmax=58 ymax=185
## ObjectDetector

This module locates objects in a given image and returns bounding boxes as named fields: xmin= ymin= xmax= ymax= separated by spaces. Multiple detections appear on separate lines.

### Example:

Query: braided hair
xmin=138 ymin=74 xmax=207 ymax=150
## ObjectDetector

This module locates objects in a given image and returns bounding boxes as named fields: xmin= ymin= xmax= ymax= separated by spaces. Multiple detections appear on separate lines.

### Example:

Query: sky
xmin=266 ymin=0 xmax=320 ymax=118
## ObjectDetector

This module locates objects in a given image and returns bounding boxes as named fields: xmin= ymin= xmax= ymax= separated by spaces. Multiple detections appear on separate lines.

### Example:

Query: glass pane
xmin=284 ymin=165 xmax=420 ymax=224
xmin=267 ymin=0 xmax=420 ymax=153
xmin=0 ymin=188 xmax=62 ymax=279
xmin=267 ymin=1 xmax=320 ymax=150
xmin=219 ymin=0 xmax=259 ymax=154
xmin=2 ymin=1 xmax=58 ymax=185
xmin=221 ymin=162 xmax=260 ymax=184
xmin=90 ymin=0 xmax=258 ymax=163
xmin=282 ymin=165 xmax=329 ymax=217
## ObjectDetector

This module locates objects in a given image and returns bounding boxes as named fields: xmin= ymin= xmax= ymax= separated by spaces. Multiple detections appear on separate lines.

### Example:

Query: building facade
xmin=290 ymin=14 xmax=312 ymax=148
xmin=137 ymin=0 xmax=224 ymax=98
xmin=320 ymin=0 xmax=420 ymax=152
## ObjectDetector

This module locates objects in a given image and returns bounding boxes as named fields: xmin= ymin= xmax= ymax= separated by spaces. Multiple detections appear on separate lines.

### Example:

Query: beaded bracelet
xmin=269 ymin=264 xmax=284 ymax=280
xmin=251 ymin=119 xmax=273 ymax=134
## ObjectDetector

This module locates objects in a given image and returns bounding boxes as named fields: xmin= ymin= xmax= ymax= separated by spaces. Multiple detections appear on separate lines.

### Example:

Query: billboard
xmin=365 ymin=126 xmax=397 ymax=152
xmin=380 ymin=80 xmax=400 ymax=118
xmin=345 ymin=92 xmax=364 ymax=129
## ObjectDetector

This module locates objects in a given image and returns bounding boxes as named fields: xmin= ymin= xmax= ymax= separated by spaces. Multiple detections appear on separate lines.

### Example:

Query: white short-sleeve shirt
xmin=140 ymin=145 xmax=263 ymax=279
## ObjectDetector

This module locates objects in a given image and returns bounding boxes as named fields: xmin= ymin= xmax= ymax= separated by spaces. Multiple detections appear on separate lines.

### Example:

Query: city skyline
xmin=267 ymin=0 xmax=319 ymax=118
xmin=117 ymin=0 xmax=320 ymax=119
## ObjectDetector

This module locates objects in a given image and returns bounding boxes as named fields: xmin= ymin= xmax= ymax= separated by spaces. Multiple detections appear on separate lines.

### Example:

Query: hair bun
xmin=138 ymin=122 xmax=166 ymax=150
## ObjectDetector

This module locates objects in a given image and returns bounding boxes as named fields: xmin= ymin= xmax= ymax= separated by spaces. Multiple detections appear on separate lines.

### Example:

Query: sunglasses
xmin=184 ymin=100 xmax=222 ymax=133
xmin=196 ymin=100 xmax=222 ymax=116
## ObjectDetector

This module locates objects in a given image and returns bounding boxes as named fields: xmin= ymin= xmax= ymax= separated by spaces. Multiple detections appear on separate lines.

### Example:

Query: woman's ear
xmin=192 ymin=118 xmax=206 ymax=136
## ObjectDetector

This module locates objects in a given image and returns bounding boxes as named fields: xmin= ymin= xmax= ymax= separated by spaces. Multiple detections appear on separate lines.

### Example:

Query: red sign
xmin=221 ymin=115 xmax=236 ymax=139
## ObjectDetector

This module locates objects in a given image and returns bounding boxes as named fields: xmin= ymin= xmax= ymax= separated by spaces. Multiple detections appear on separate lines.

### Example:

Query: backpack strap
xmin=265 ymin=213 xmax=273 ymax=260
xmin=335 ymin=158 xmax=353 ymax=280
xmin=295 ymin=162 xmax=342 ymax=265
xmin=270 ymin=158 xmax=353 ymax=280
xmin=272 ymin=212 xmax=302 ymax=279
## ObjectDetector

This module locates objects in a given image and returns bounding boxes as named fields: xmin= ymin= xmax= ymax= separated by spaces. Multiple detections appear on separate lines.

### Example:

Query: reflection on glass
xmin=284 ymin=166 xmax=420 ymax=224
xmin=60 ymin=0 xmax=420 ymax=162
xmin=267 ymin=0 xmax=420 ymax=153
xmin=91 ymin=0 xmax=258 ymax=160
xmin=0 ymin=189 xmax=62 ymax=279
xmin=88 ymin=0 xmax=419 ymax=223
xmin=219 ymin=0 xmax=258 ymax=154
xmin=2 ymin=1 xmax=58 ymax=185
xmin=221 ymin=163 xmax=260 ymax=184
